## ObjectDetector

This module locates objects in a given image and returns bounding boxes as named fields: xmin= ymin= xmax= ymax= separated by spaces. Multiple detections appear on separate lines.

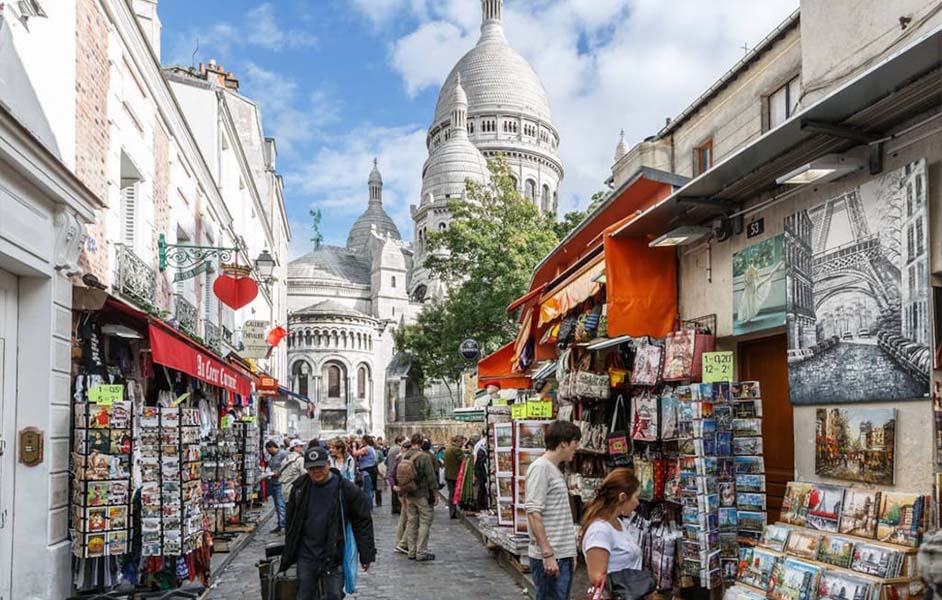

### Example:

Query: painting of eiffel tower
xmin=784 ymin=159 xmax=930 ymax=404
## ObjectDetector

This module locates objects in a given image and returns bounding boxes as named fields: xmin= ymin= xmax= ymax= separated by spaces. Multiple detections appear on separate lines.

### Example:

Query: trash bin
xmin=257 ymin=558 xmax=275 ymax=600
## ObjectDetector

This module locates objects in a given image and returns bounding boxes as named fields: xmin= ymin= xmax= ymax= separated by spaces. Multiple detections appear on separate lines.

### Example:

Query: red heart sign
xmin=213 ymin=274 xmax=258 ymax=310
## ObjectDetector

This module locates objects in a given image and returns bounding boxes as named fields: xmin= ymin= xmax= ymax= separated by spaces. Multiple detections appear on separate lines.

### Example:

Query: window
xmin=391 ymin=276 xmax=397 ymax=288
xmin=525 ymin=179 xmax=536 ymax=202
xmin=907 ymin=226 xmax=915 ymax=261
xmin=357 ymin=366 xmax=368 ymax=399
xmin=293 ymin=362 xmax=310 ymax=398
xmin=695 ymin=139 xmax=713 ymax=175
xmin=327 ymin=365 xmax=341 ymax=398
xmin=120 ymin=180 xmax=138 ymax=247
xmin=916 ymin=217 xmax=925 ymax=256
xmin=542 ymin=184 xmax=551 ymax=212
xmin=768 ymin=75 xmax=800 ymax=130
xmin=439 ymin=223 xmax=447 ymax=231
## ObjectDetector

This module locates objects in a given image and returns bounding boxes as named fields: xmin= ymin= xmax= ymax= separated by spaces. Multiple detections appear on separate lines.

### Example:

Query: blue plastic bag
xmin=341 ymin=494 xmax=358 ymax=593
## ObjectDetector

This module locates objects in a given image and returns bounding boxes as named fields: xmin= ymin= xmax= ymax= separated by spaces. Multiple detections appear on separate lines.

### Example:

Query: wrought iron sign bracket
xmin=158 ymin=233 xmax=239 ymax=276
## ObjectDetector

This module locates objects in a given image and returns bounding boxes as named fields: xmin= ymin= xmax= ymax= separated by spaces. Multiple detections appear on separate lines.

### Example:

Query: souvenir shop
xmin=69 ymin=293 xmax=263 ymax=594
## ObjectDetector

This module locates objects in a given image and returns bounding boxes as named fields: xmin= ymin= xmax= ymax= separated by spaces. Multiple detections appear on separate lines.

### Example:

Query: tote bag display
xmin=606 ymin=394 xmax=631 ymax=468
xmin=630 ymin=392 xmax=659 ymax=442
xmin=630 ymin=344 xmax=662 ymax=386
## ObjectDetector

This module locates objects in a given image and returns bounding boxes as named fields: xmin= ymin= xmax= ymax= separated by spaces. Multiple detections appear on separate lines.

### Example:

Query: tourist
xmin=472 ymin=431 xmax=488 ymax=510
xmin=443 ymin=435 xmax=465 ymax=519
xmin=525 ymin=421 xmax=582 ymax=600
xmin=280 ymin=446 xmax=376 ymax=600
xmin=265 ymin=439 xmax=289 ymax=534
xmin=401 ymin=433 xmax=437 ymax=561
xmin=389 ymin=438 xmax=413 ymax=554
xmin=386 ymin=436 xmax=405 ymax=515
xmin=329 ymin=438 xmax=357 ymax=482
xmin=580 ymin=469 xmax=654 ymax=599
xmin=353 ymin=435 xmax=381 ymax=509
xmin=280 ymin=439 xmax=307 ymax=499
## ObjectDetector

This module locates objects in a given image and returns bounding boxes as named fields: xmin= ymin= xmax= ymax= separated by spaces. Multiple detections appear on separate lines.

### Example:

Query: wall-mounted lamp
xmin=775 ymin=153 xmax=863 ymax=185
xmin=649 ymin=226 xmax=712 ymax=248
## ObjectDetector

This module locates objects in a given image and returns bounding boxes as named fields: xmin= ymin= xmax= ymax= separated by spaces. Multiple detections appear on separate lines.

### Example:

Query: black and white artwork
xmin=785 ymin=159 xmax=930 ymax=404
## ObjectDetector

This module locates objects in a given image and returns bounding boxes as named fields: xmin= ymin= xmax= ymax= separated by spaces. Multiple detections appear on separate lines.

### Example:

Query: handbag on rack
xmin=557 ymin=314 xmax=578 ymax=346
xmin=607 ymin=350 xmax=630 ymax=389
xmin=574 ymin=353 xmax=610 ymax=400
xmin=606 ymin=394 xmax=631 ymax=468
xmin=557 ymin=348 xmax=575 ymax=402
xmin=630 ymin=344 xmax=662 ymax=386
xmin=635 ymin=457 xmax=655 ymax=501
xmin=661 ymin=326 xmax=716 ymax=381
xmin=584 ymin=303 xmax=602 ymax=338
xmin=630 ymin=392 xmax=659 ymax=442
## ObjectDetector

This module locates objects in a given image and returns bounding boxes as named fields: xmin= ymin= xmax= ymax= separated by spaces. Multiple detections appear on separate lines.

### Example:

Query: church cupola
xmin=368 ymin=157 xmax=383 ymax=205
xmin=614 ymin=129 xmax=628 ymax=163
xmin=451 ymin=73 xmax=468 ymax=135
xmin=480 ymin=0 xmax=504 ymax=41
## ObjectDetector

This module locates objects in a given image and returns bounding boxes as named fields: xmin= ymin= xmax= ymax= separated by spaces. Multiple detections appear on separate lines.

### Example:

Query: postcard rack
xmin=70 ymin=400 xmax=133 ymax=559
xmin=237 ymin=420 xmax=261 ymax=505
xmin=733 ymin=521 xmax=924 ymax=600
xmin=202 ymin=427 xmax=242 ymax=534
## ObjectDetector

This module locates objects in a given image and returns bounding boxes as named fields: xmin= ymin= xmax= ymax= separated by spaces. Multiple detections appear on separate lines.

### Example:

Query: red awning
xmin=478 ymin=342 xmax=532 ymax=390
xmin=148 ymin=322 xmax=253 ymax=396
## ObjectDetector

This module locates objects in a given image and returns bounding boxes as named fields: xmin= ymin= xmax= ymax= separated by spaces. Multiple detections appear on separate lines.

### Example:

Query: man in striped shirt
xmin=525 ymin=421 xmax=582 ymax=600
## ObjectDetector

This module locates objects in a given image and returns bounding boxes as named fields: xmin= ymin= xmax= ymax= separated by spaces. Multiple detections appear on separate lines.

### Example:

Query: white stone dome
xmin=420 ymin=139 xmax=490 ymax=202
xmin=432 ymin=31 xmax=552 ymax=127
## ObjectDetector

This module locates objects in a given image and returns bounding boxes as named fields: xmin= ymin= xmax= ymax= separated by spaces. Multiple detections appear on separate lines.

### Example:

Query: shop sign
xmin=88 ymin=384 xmax=124 ymax=406
xmin=746 ymin=217 xmax=765 ymax=239
xmin=257 ymin=375 xmax=278 ymax=396
xmin=511 ymin=403 xmax=527 ymax=420
xmin=526 ymin=401 xmax=553 ymax=419
xmin=172 ymin=261 xmax=211 ymax=283
xmin=241 ymin=320 xmax=269 ymax=358
xmin=149 ymin=323 xmax=253 ymax=396
xmin=702 ymin=351 xmax=734 ymax=383
xmin=459 ymin=338 xmax=480 ymax=361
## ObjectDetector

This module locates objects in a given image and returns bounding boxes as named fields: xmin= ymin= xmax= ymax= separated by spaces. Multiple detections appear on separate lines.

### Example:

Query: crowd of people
xmin=259 ymin=425 xmax=656 ymax=600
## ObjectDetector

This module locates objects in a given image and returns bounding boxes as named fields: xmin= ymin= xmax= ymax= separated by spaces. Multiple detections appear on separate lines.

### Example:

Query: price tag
xmin=701 ymin=352 xmax=734 ymax=383
xmin=88 ymin=385 xmax=124 ymax=406
xmin=511 ymin=403 xmax=527 ymax=420
xmin=492 ymin=399 xmax=508 ymax=407
xmin=526 ymin=401 xmax=553 ymax=419
xmin=241 ymin=416 xmax=257 ymax=423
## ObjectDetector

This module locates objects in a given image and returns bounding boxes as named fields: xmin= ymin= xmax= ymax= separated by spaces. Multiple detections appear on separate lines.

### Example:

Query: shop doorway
xmin=738 ymin=334 xmax=792 ymax=523
xmin=0 ymin=269 xmax=17 ymax=597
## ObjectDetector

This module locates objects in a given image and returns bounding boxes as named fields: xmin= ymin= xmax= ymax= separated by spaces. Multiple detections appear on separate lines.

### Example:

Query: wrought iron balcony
xmin=173 ymin=294 xmax=198 ymax=336
xmin=204 ymin=321 xmax=221 ymax=353
xmin=222 ymin=326 xmax=233 ymax=345
xmin=114 ymin=244 xmax=157 ymax=309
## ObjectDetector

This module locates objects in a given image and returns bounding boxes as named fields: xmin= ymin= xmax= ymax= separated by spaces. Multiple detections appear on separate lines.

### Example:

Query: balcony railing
xmin=222 ymin=326 xmax=233 ymax=345
xmin=173 ymin=294 xmax=198 ymax=336
xmin=114 ymin=244 xmax=156 ymax=309
xmin=204 ymin=321 xmax=221 ymax=353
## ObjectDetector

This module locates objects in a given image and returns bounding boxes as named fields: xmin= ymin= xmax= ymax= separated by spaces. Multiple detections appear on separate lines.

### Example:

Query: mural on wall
xmin=815 ymin=407 xmax=895 ymax=486
xmin=733 ymin=234 xmax=787 ymax=336
xmin=785 ymin=159 xmax=930 ymax=404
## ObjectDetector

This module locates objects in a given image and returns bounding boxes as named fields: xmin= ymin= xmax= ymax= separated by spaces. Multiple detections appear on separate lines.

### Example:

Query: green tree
xmin=551 ymin=190 xmax=608 ymax=239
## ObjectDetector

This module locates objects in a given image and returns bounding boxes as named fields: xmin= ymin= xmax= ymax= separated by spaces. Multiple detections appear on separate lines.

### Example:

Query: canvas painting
xmin=737 ymin=547 xmax=780 ymax=590
xmin=768 ymin=558 xmax=823 ymax=600
xmin=816 ymin=535 xmax=855 ymax=569
xmin=759 ymin=524 xmax=791 ymax=552
xmin=816 ymin=569 xmax=877 ymax=600
xmin=805 ymin=484 xmax=844 ymax=532
xmin=733 ymin=234 xmax=786 ymax=336
xmin=877 ymin=492 xmax=924 ymax=547
xmin=785 ymin=530 xmax=821 ymax=560
xmin=815 ymin=407 xmax=895 ymax=485
xmin=785 ymin=159 xmax=931 ymax=404
xmin=781 ymin=482 xmax=813 ymax=526
xmin=851 ymin=543 xmax=904 ymax=578
xmin=839 ymin=489 xmax=881 ymax=538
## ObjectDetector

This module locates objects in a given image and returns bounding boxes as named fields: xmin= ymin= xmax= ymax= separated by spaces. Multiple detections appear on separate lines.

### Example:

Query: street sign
xmin=242 ymin=320 xmax=269 ymax=358
xmin=746 ymin=217 xmax=765 ymax=239
xmin=702 ymin=351 xmax=734 ymax=383
xmin=172 ymin=260 xmax=211 ymax=282
xmin=459 ymin=338 xmax=480 ymax=361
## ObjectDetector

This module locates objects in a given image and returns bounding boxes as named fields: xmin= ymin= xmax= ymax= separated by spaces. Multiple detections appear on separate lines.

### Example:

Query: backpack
xmin=395 ymin=451 xmax=419 ymax=494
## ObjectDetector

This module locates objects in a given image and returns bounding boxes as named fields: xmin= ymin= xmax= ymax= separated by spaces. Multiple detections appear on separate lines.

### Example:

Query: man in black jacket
xmin=280 ymin=446 xmax=376 ymax=599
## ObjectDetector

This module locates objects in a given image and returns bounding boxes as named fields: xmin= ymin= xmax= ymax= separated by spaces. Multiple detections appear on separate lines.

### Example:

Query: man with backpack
xmin=396 ymin=432 xmax=437 ymax=561
xmin=389 ymin=438 xmax=412 ymax=554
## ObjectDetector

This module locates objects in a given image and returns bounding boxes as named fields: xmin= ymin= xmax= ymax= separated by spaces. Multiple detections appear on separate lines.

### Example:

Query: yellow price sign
xmin=526 ymin=401 xmax=553 ymax=419
xmin=492 ymin=399 xmax=508 ymax=406
xmin=701 ymin=351 xmax=734 ymax=383
xmin=88 ymin=384 xmax=124 ymax=406
xmin=511 ymin=403 xmax=527 ymax=420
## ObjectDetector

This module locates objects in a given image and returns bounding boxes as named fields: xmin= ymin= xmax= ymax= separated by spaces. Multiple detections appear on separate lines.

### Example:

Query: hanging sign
xmin=511 ymin=403 xmax=527 ymax=420
xmin=173 ymin=261 xmax=211 ymax=283
xmin=88 ymin=384 xmax=124 ymax=406
xmin=213 ymin=274 xmax=259 ymax=310
xmin=257 ymin=375 xmax=278 ymax=396
xmin=702 ymin=351 xmax=734 ymax=383
xmin=459 ymin=339 xmax=480 ymax=362
xmin=526 ymin=401 xmax=553 ymax=419
xmin=242 ymin=320 xmax=269 ymax=358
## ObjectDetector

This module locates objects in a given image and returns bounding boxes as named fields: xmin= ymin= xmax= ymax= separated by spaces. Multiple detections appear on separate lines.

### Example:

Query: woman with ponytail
xmin=580 ymin=469 xmax=654 ymax=599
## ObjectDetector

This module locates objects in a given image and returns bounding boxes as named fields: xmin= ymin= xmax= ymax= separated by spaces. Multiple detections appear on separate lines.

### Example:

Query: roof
xmin=293 ymin=299 xmax=372 ymax=319
xmin=432 ymin=20 xmax=553 ymax=127
xmin=288 ymin=246 xmax=371 ymax=285
xmin=420 ymin=130 xmax=490 ymax=203
xmin=346 ymin=203 xmax=401 ymax=250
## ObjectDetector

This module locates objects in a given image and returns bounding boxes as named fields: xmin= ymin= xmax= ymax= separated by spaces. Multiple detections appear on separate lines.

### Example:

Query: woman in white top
xmin=580 ymin=468 xmax=647 ymax=598
xmin=328 ymin=438 xmax=357 ymax=482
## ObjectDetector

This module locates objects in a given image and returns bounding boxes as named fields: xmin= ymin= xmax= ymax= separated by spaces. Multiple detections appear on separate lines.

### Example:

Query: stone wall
xmin=74 ymin=0 xmax=109 ymax=279
xmin=386 ymin=420 xmax=485 ymax=446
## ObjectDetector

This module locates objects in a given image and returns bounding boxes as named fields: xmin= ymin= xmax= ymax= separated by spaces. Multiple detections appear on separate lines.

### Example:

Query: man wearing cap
xmin=265 ymin=439 xmax=289 ymax=533
xmin=281 ymin=446 xmax=376 ymax=600
xmin=280 ymin=439 xmax=306 ymax=499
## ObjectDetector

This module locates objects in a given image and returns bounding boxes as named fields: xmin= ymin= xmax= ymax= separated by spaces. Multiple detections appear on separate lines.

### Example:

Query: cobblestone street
xmin=205 ymin=498 xmax=530 ymax=600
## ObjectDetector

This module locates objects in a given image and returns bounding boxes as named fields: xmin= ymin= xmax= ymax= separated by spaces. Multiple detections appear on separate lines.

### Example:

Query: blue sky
xmin=159 ymin=0 xmax=798 ymax=258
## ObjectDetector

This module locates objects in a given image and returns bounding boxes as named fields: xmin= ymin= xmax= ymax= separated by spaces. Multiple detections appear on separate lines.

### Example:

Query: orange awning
xmin=603 ymin=215 xmax=677 ymax=337
xmin=511 ymin=307 xmax=534 ymax=373
xmin=507 ymin=285 xmax=545 ymax=314
xmin=538 ymin=253 xmax=605 ymax=326
xmin=478 ymin=342 xmax=532 ymax=390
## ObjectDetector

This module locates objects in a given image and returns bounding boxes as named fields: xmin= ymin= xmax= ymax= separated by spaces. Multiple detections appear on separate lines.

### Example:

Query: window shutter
xmin=121 ymin=183 xmax=137 ymax=247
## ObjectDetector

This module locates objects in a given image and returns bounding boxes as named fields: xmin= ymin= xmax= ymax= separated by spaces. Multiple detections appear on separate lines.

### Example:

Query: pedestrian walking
xmin=443 ymin=435 xmax=465 ymax=519
xmin=280 ymin=446 xmax=376 ymax=600
xmin=581 ymin=469 xmax=654 ymax=599
xmin=329 ymin=438 xmax=357 ymax=482
xmin=472 ymin=431 xmax=489 ymax=511
xmin=400 ymin=433 xmax=437 ymax=561
xmin=525 ymin=420 xmax=582 ymax=600
xmin=265 ymin=439 xmax=290 ymax=533
xmin=386 ymin=436 xmax=405 ymax=515
xmin=353 ymin=436 xmax=380 ymax=509
xmin=280 ymin=439 xmax=307 ymax=499
xmin=389 ymin=439 xmax=412 ymax=554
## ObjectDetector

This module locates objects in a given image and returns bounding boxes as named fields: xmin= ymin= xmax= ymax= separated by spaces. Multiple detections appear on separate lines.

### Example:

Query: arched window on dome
xmin=292 ymin=361 xmax=311 ymax=398
xmin=412 ymin=285 xmax=427 ymax=303
xmin=357 ymin=365 xmax=369 ymax=400
xmin=542 ymin=184 xmax=552 ymax=213
xmin=325 ymin=363 xmax=344 ymax=399
xmin=525 ymin=179 xmax=536 ymax=203
xmin=510 ymin=175 xmax=518 ymax=190
xmin=439 ymin=223 xmax=447 ymax=231
xmin=468 ymin=121 xmax=475 ymax=134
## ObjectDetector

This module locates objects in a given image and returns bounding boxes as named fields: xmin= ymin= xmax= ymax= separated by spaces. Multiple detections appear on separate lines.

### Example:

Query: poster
xmin=785 ymin=159 xmax=930 ymax=404
xmin=732 ymin=234 xmax=786 ymax=335
xmin=815 ymin=407 xmax=895 ymax=485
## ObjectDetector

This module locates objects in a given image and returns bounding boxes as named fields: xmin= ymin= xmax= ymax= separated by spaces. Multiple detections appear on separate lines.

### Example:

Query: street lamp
xmin=254 ymin=249 xmax=276 ymax=281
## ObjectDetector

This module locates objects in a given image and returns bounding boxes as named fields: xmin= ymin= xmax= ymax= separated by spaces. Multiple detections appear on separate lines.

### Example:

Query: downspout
xmin=669 ymin=133 xmax=676 ymax=174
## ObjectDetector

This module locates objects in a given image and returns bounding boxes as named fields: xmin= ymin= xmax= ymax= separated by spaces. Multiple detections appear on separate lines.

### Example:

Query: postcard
xmin=161 ymin=407 xmax=180 ymax=427
xmin=732 ymin=381 xmax=761 ymax=399
xmin=816 ymin=535 xmax=855 ymax=569
xmin=737 ymin=546 xmax=779 ymax=589
xmin=733 ymin=400 xmax=763 ymax=419
xmin=737 ymin=510 xmax=767 ymax=532
xmin=759 ymin=524 xmax=790 ymax=552
xmin=737 ymin=492 xmax=766 ymax=511
xmin=109 ymin=481 xmax=129 ymax=505
xmin=719 ymin=532 xmax=739 ymax=558
xmin=732 ymin=418 xmax=762 ymax=437
xmin=86 ymin=507 xmax=108 ymax=532
xmin=785 ymin=530 xmax=821 ymax=559
xmin=718 ymin=482 xmax=735 ymax=507
xmin=717 ymin=458 xmax=736 ymax=481
xmin=108 ymin=506 xmax=128 ymax=530
xmin=734 ymin=456 xmax=764 ymax=475
xmin=805 ymin=484 xmax=844 ymax=533
xmin=494 ymin=423 xmax=513 ymax=449
xmin=110 ymin=430 xmax=132 ymax=455
xmin=140 ymin=406 xmax=159 ymax=428
xmin=839 ymin=489 xmax=881 ymax=538
xmin=714 ymin=382 xmax=731 ymax=402
xmin=719 ymin=507 xmax=738 ymax=529
xmin=109 ymin=455 xmax=130 ymax=480
xmin=661 ymin=393 xmax=680 ymax=440
xmin=86 ymin=482 xmax=111 ymax=507
xmin=85 ymin=533 xmax=107 ymax=558
xmin=110 ymin=401 xmax=130 ymax=429
xmin=714 ymin=405 xmax=733 ymax=432
xmin=733 ymin=436 xmax=763 ymax=455
xmin=107 ymin=530 xmax=128 ymax=555
xmin=736 ymin=474 xmax=766 ymax=493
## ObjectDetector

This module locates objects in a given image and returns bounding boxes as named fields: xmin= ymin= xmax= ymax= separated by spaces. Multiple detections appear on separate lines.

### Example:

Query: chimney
xmin=199 ymin=60 xmax=240 ymax=91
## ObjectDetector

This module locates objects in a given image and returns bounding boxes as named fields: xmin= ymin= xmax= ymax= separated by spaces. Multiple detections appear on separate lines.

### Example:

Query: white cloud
xmin=245 ymin=4 xmax=318 ymax=51
xmin=286 ymin=124 xmax=430 ymax=246
xmin=356 ymin=0 xmax=799 ymax=213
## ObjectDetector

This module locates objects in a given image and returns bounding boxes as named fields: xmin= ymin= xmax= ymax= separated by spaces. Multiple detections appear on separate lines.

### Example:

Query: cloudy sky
xmin=160 ymin=0 xmax=798 ymax=258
